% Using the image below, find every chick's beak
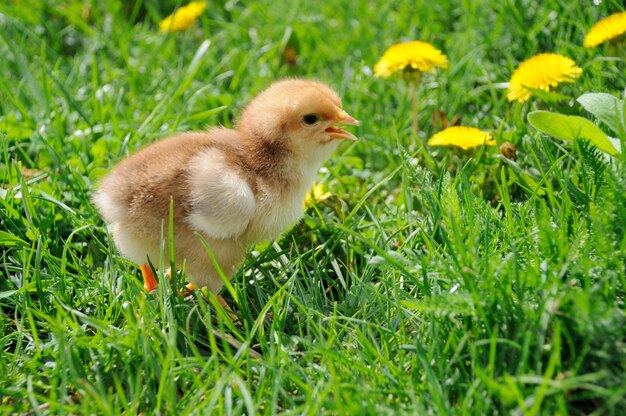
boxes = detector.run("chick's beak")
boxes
[325,111,360,141]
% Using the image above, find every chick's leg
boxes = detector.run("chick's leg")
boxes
[217,294,238,322]
[140,265,235,318]
[180,282,235,318]
[184,282,196,296]
[141,264,193,295]
[182,281,233,314]
[217,295,233,311]
[140,263,158,292]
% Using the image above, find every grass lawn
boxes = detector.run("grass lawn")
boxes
[1,0,625,414]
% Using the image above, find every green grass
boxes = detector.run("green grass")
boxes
[1,0,626,414]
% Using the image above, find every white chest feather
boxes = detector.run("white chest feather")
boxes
[243,155,323,244]
[185,148,323,246]
[243,180,309,244]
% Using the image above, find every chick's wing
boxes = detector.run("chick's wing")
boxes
[185,147,255,240]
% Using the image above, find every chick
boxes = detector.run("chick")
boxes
[94,79,359,295]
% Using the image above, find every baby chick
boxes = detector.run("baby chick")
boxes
[94,79,359,295]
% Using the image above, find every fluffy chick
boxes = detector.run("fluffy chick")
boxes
[94,79,359,294]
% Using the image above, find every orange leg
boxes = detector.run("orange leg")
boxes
[140,263,158,292]
[183,282,195,296]
[217,295,238,321]
[179,283,234,318]
[140,265,236,319]
[217,295,232,311]
[141,264,194,295]
[179,281,233,315]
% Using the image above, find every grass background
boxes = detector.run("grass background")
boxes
[1,0,625,414]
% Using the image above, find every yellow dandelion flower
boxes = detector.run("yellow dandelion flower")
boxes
[304,183,332,208]
[584,11,626,48]
[374,41,448,79]
[507,53,582,103]
[159,1,206,33]
[428,126,495,150]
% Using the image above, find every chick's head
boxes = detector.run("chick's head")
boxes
[237,79,359,163]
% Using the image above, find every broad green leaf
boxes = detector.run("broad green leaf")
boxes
[608,137,622,154]
[528,111,619,155]
[577,93,625,138]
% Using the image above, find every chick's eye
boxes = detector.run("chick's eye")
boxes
[302,114,319,125]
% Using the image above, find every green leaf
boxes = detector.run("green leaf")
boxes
[528,111,620,156]
[494,155,546,196]
[0,290,18,300]
[623,87,626,135]
[566,179,591,206]
[182,106,228,124]
[0,230,28,248]
[577,93,625,139]
[90,138,108,166]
